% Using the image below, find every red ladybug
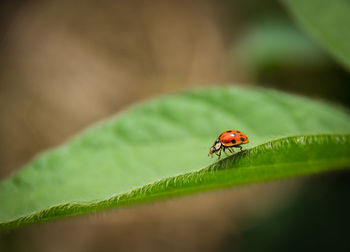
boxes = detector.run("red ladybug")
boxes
[208,130,249,159]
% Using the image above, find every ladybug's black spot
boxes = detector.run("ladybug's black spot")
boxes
[226,130,232,133]
[240,137,245,141]
[231,139,236,144]
[237,131,241,133]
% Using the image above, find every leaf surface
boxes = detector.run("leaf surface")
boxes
[1,87,350,230]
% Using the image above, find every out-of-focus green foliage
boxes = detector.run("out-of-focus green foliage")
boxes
[282,0,350,70]
[235,20,328,72]
[1,87,350,230]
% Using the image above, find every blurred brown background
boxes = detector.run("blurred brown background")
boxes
[0,0,349,251]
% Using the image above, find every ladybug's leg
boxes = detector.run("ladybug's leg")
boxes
[215,149,221,160]
[228,148,234,153]
[223,147,229,157]
[235,145,243,151]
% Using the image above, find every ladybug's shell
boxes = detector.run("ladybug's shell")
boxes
[219,130,249,147]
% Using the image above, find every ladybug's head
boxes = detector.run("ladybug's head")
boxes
[208,141,221,157]
[208,146,216,156]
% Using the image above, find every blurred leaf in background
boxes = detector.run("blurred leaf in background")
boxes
[283,0,350,70]
[235,19,328,71]
[232,16,350,106]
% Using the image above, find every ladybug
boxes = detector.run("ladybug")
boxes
[208,130,249,159]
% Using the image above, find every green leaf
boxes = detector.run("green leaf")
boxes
[1,87,350,230]
[235,19,328,71]
[282,0,350,70]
